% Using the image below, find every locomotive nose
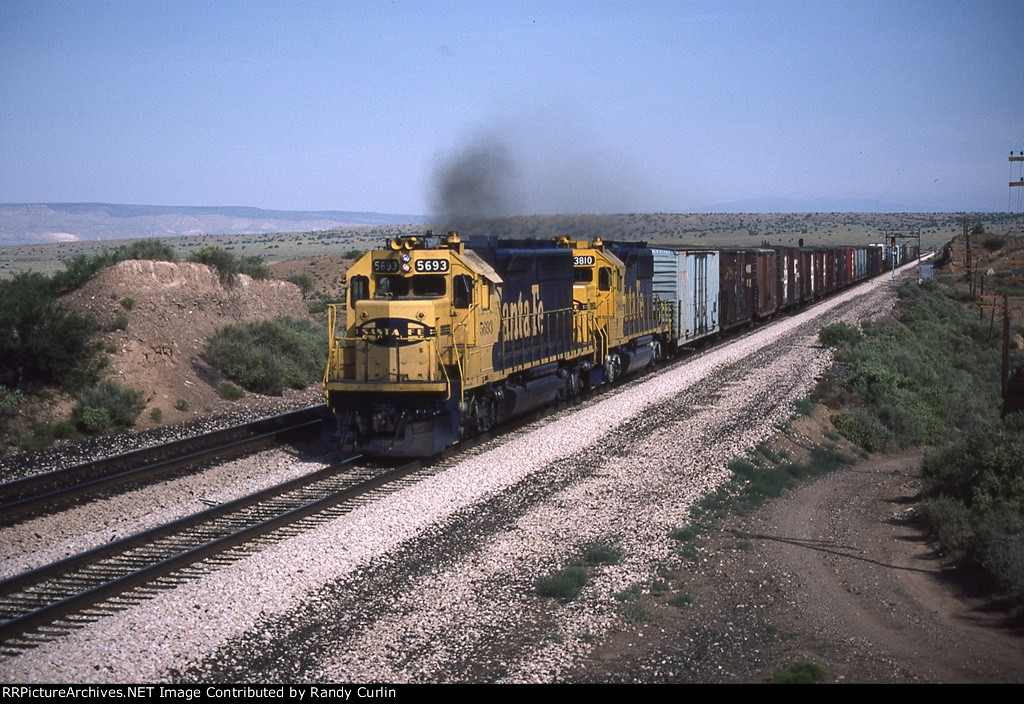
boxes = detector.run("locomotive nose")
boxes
[353,299,444,383]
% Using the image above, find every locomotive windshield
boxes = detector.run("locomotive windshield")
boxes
[376,274,446,297]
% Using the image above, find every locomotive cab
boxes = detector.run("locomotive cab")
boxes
[325,232,502,456]
[557,237,668,383]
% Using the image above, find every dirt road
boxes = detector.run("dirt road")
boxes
[571,450,1024,683]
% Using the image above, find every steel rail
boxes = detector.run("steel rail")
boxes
[0,405,327,522]
[0,454,427,645]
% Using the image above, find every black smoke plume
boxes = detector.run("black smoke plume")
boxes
[430,134,523,230]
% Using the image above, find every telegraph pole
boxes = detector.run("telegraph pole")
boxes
[1011,151,1024,213]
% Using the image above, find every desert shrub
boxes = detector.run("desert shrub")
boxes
[793,397,815,416]
[818,321,862,348]
[188,246,240,286]
[49,239,177,295]
[583,542,621,566]
[973,508,1024,604]
[918,495,974,557]
[174,399,190,411]
[306,290,334,315]
[150,407,163,423]
[982,236,1006,252]
[0,385,24,424]
[120,297,135,310]
[239,255,270,280]
[75,380,145,432]
[116,238,177,262]
[918,417,1024,607]
[285,272,315,297]
[771,661,827,684]
[205,316,325,395]
[77,406,113,434]
[50,251,121,294]
[535,567,589,602]
[217,381,245,401]
[0,272,101,392]
[110,314,129,331]
[830,409,892,452]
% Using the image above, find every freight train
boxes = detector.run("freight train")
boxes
[323,232,917,457]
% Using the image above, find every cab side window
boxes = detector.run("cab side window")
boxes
[350,276,369,306]
[598,267,612,291]
[453,274,473,309]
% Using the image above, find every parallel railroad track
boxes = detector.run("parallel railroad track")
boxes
[0,454,425,652]
[0,405,328,524]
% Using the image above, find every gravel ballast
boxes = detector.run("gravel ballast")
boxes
[1,270,908,683]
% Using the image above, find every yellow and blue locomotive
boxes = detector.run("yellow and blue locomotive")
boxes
[324,232,668,456]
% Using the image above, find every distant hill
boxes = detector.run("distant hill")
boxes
[0,203,429,246]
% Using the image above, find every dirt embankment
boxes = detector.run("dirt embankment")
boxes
[59,259,310,426]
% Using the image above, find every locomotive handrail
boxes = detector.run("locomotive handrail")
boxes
[431,337,453,401]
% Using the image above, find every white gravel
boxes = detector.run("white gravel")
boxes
[0,448,327,580]
[0,266,913,684]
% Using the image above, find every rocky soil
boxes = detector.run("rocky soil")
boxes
[56,259,309,429]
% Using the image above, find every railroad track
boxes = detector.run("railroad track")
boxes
[0,454,425,652]
[0,271,916,654]
[0,405,328,524]
[0,393,586,652]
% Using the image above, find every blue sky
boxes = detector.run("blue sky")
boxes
[1,0,1021,214]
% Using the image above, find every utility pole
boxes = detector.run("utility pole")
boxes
[1011,151,1024,213]
[963,215,974,296]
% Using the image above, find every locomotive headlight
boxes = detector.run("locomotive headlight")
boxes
[401,253,411,263]
[402,263,411,272]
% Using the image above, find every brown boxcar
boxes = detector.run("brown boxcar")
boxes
[754,248,778,318]
[719,248,756,330]
[775,245,802,309]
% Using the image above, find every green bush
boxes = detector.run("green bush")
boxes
[78,406,113,434]
[285,272,315,297]
[918,416,1024,608]
[75,380,146,432]
[771,661,826,684]
[50,251,121,294]
[120,297,135,310]
[205,316,325,396]
[0,272,101,392]
[174,399,190,411]
[116,238,177,262]
[831,409,892,452]
[583,542,621,566]
[217,381,245,401]
[49,239,177,295]
[0,385,24,424]
[535,567,589,602]
[150,407,163,423]
[818,321,862,347]
[188,246,240,286]
[239,255,270,280]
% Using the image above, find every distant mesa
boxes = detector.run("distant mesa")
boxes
[0,203,429,246]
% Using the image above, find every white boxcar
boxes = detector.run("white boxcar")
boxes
[652,248,720,348]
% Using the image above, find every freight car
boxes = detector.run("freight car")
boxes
[324,233,917,457]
